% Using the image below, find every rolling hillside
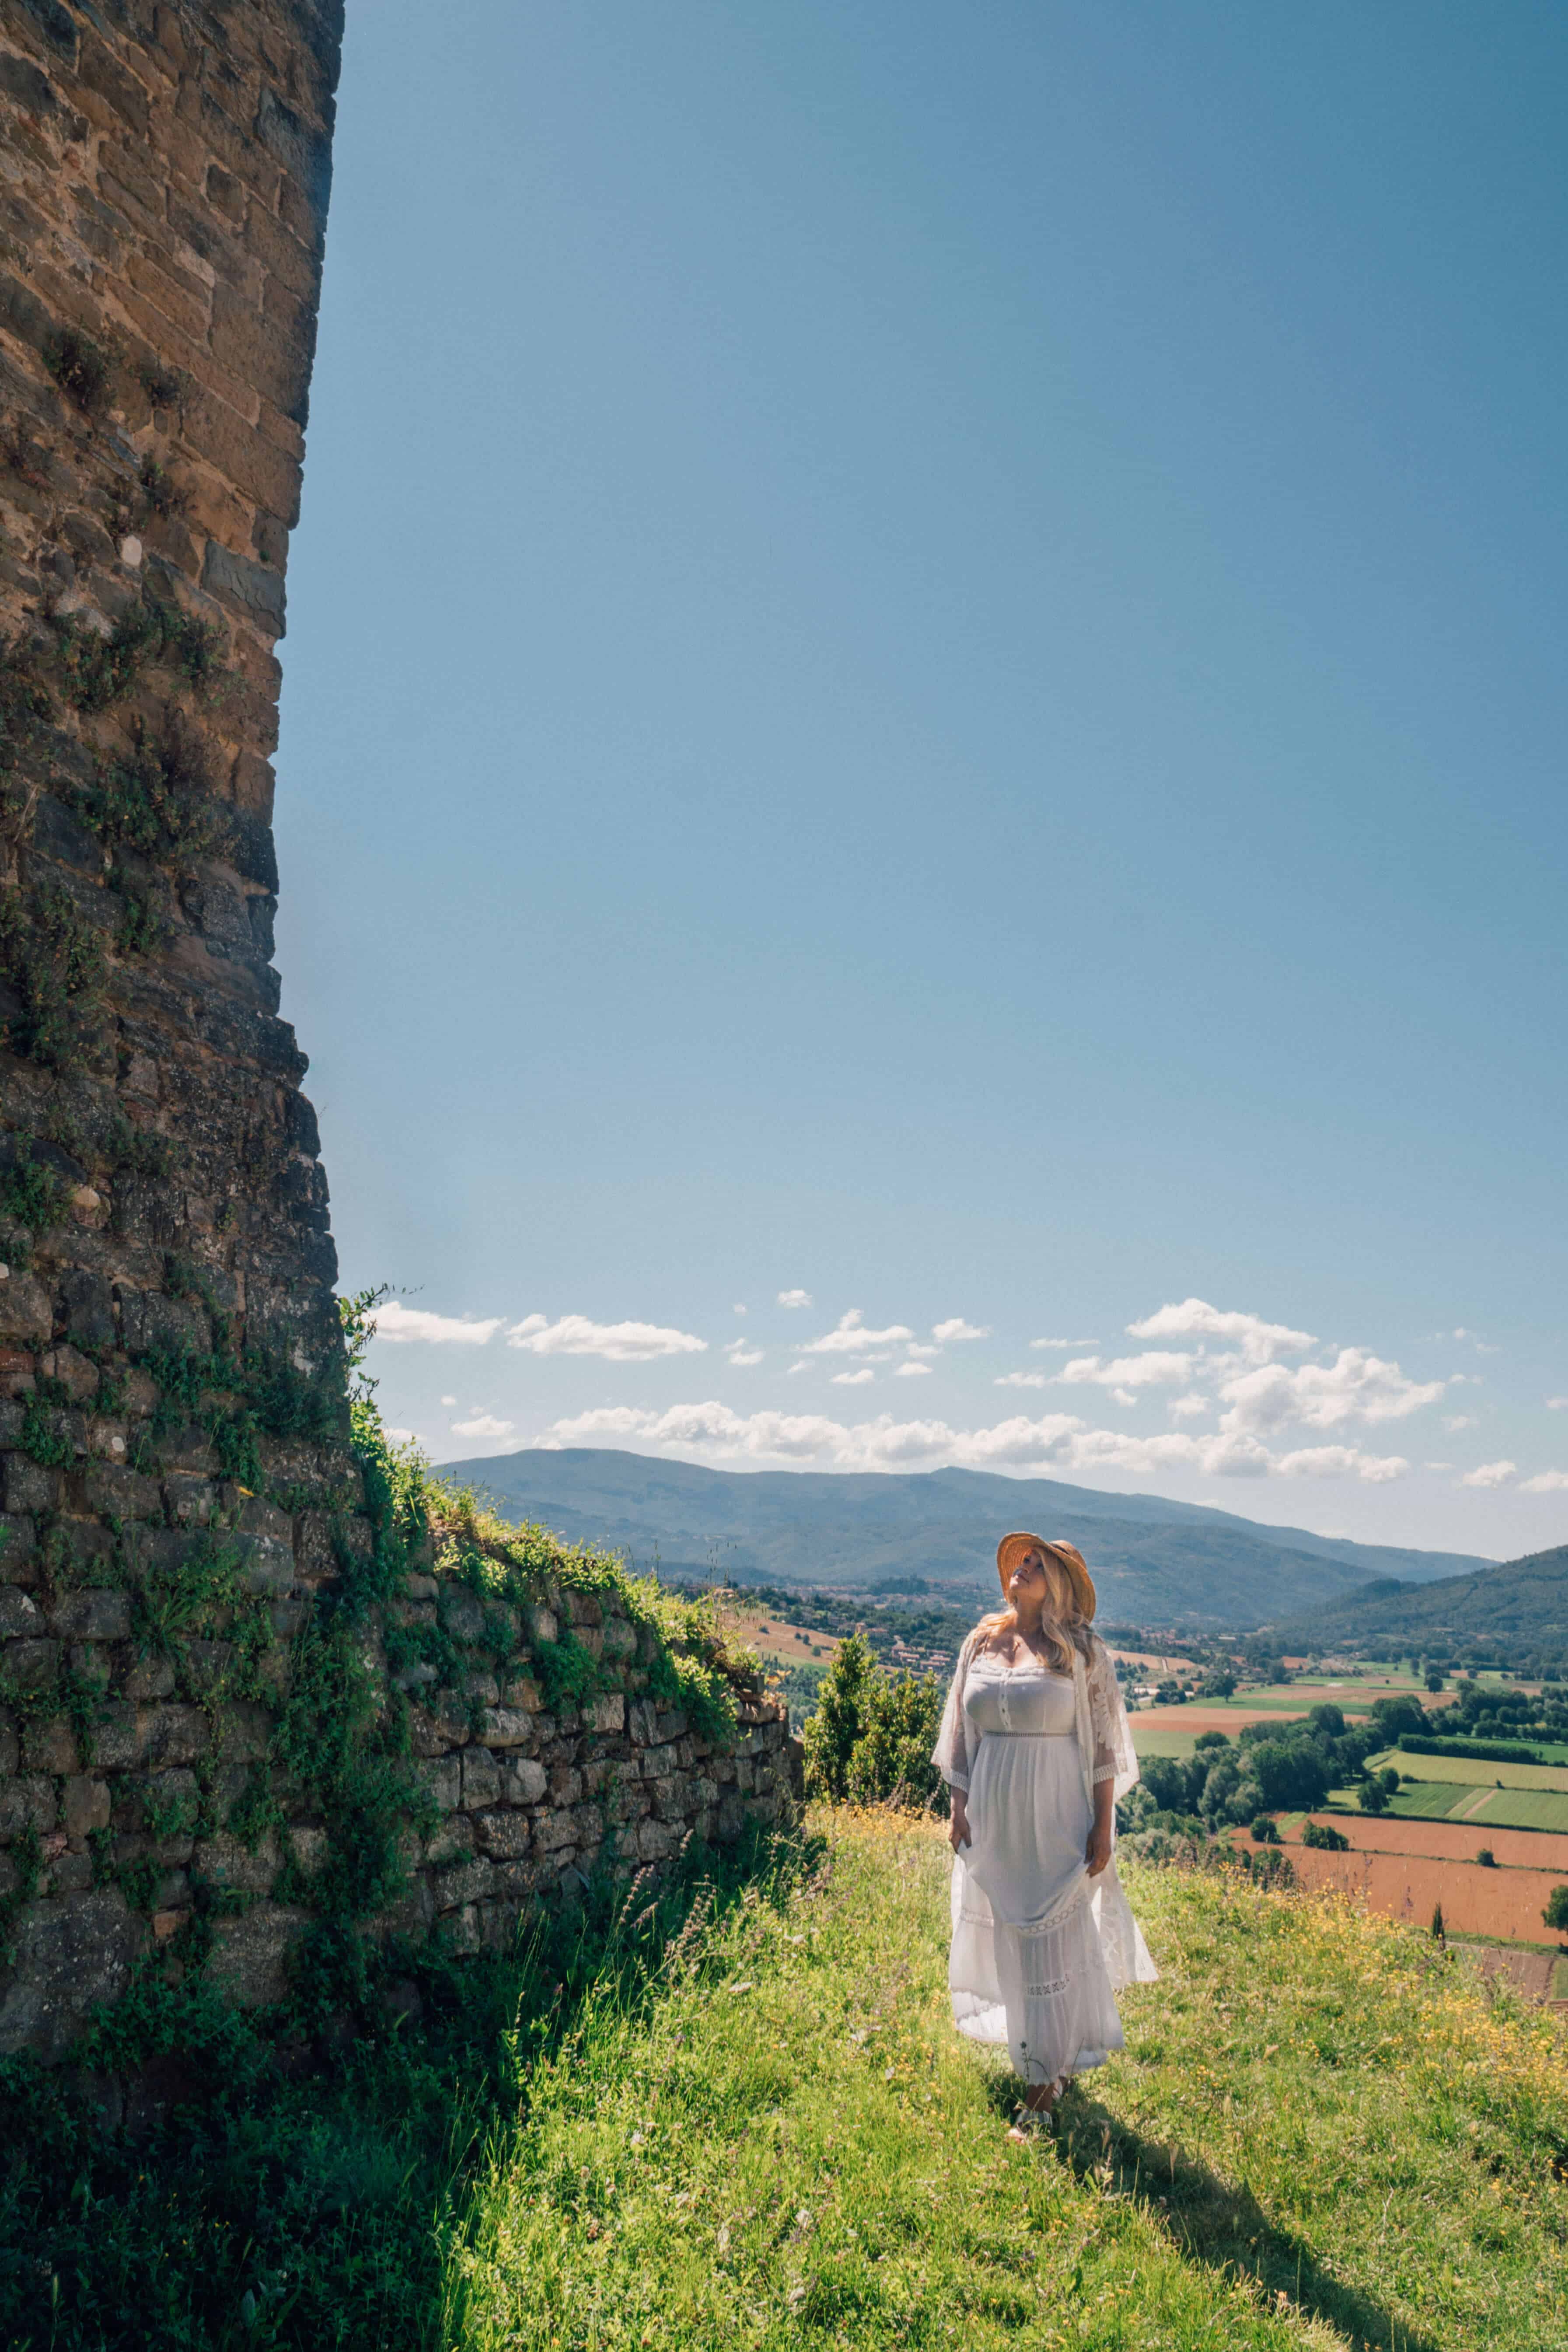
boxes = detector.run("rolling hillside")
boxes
[1278,1541,1568,1673]
[435,1450,1490,1629]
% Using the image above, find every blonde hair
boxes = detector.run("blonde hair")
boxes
[976,1545,1093,1674]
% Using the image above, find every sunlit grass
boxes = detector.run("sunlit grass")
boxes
[443,1812,1568,2352]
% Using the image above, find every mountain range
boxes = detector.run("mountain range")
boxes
[436,1448,1491,1630]
[1271,1541,1568,1674]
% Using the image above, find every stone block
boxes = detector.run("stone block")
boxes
[123,1656,176,1702]
[0,1272,51,1344]
[564,1590,602,1629]
[714,1794,747,1844]
[600,1615,637,1661]
[447,1903,481,1955]
[163,1472,215,1526]
[548,1766,583,1807]
[652,1782,690,1824]
[0,1776,56,1838]
[46,1588,130,1641]
[409,1697,470,1758]
[0,1709,15,1777]
[627,1698,659,1747]
[286,1824,325,1874]
[635,1818,678,1863]
[423,1813,474,1868]
[237,1531,296,1597]
[500,1672,542,1711]
[93,1704,142,1769]
[501,1755,548,1806]
[586,1692,625,1735]
[524,1603,558,1647]
[0,1517,35,1584]
[208,1905,311,2007]
[22,1715,80,1775]
[531,1808,576,1856]
[0,1890,144,2060]
[3,1636,58,1690]
[78,1463,161,1520]
[2,1456,62,1516]
[460,1747,499,1812]
[421,1756,461,1814]
[63,1776,111,1837]
[642,1743,676,1782]
[0,1589,42,1640]
[39,1344,100,1405]
[192,1832,278,1897]
[431,1856,496,1913]
[474,1809,530,1861]
[477,1706,533,1751]
[140,1704,210,1767]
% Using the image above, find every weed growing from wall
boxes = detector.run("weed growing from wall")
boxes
[42,326,109,412]
[50,591,226,716]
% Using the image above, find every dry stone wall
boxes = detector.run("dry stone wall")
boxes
[0,0,795,2062]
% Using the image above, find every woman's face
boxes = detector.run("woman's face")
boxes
[1008,1548,1050,1605]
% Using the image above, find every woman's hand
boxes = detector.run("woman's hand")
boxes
[948,1791,971,1853]
[1084,1821,1112,1877]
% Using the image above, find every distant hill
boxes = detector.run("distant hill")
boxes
[1276,1542,1568,1675]
[435,1449,1491,1631]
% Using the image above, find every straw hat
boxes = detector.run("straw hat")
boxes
[996,1531,1097,1620]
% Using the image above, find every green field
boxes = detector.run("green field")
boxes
[1384,1780,1474,1820]
[1371,1747,1568,1793]
[1469,1786,1568,1835]
[1129,1725,1202,1760]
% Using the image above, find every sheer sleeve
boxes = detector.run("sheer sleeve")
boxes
[932,1632,979,1793]
[1086,1636,1139,1796]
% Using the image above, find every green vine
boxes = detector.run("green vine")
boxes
[49,589,226,715]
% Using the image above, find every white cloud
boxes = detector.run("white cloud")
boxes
[786,1361,809,1377]
[894,1361,932,1378]
[733,1303,747,1316]
[1058,1351,1197,1391]
[1127,1298,1314,1365]
[995,1371,1048,1389]
[1424,1461,1454,1472]
[1444,1415,1477,1433]
[451,1412,515,1440]
[1459,1460,1516,1489]
[932,1318,990,1344]
[370,1302,503,1346]
[1274,1445,1410,1483]
[831,1368,876,1387]
[385,1426,418,1445]
[507,1314,706,1363]
[777,1289,813,1309]
[440,1394,457,1407]
[528,1402,1411,1484]
[725,1342,764,1367]
[904,1342,941,1359]
[1548,1398,1568,1412]
[799,1309,915,1356]
[1029,1336,1099,1350]
[1522,1470,1568,1492]
[1168,1394,1210,1420]
[1218,1349,1445,1436]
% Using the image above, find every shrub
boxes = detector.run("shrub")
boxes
[800,1633,944,1812]
[1250,1814,1280,1844]
[1301,1820,1350,1851]
[1477,1848,1497,1869]
[1544,1884,1568,1934]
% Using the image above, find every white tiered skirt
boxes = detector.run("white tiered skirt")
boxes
[950,1733,1156,2090]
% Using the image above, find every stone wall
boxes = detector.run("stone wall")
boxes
[0,0,796,2061]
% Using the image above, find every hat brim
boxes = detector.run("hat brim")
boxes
[995,1531,1097,1621]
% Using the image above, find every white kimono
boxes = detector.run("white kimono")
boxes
[932,1628,1157,2091]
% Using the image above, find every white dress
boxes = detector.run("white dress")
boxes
[932,1629,1157,2091]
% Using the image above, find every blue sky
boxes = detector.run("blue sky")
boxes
[276,1,1568,1559]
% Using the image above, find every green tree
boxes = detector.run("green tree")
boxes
[1543,1885,1568,1935]
[800,1633,946,1812]
[800,1632,879,1800]
[1358,1773,1391,1815]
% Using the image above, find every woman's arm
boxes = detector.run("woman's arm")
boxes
[1085,1777,1113,1875]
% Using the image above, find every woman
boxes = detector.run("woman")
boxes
[932,1533,1156,2119]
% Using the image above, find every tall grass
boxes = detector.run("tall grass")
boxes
[445,1813,1568,2351]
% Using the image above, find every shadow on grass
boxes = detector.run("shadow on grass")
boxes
[0,1820,821,2352]
[1023,2082,1442,2352]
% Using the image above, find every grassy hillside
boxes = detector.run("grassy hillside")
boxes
[447,1815,1568,2352]
[8,1816,1564,2347]
[442,1450,1488,1629]
[1281,1543,1568,1676]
